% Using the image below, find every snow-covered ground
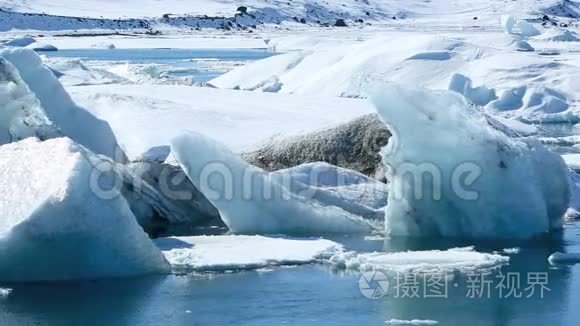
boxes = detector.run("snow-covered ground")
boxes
[67,84,375,159]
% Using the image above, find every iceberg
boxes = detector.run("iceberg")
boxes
[171,132,376,235]
[0,57,60,144]
[0,47,125,160]
[369,84,569,239]
[0,137,169,282]
[156,235,343,272]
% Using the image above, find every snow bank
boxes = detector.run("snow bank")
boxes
[2,37,36,47]
[0,137,169,282]
[533,28,580,42]
[0,48,125,160]
[369,85,569,239]
[212,34,580,123]
[0,57,60,145]
[156,235,343,272]
[67,84,374,160]
[329,247,509,274]
[171,132,375,235]
[548,252,580,264]
[385,319,439,325]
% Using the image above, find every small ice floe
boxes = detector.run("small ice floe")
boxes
[548,252,580,265]
[329,247,509,274]
[502,247,521,255]
[385,319,438,325]
[364,234,387,241]
[156,235,344,272]
[0,288,13,298]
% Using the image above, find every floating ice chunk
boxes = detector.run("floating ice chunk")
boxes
[329,247,509,274]
[502,247,521,254]
[385,319,439,325]
[0,57,60,144]
[369,84,569,239]
[0,48,125,160]
[0,287,12,298]
[548,252,580,264]
[0,137,169,282]
[156,235,343,272]
[171,132,375,235]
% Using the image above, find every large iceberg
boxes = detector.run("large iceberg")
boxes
[0,137,169,282]
[171,132,376,235]
[0,48,125,161]
[369,84,569,239]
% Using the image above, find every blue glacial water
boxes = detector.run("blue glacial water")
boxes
[43,48,275,82]
[1,222,580,326]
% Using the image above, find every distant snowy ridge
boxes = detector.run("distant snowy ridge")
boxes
[1,0,577,32]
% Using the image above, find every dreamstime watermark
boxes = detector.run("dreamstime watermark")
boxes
[86,156,485,204]
[83,122,485,205]
[358,271,551,300]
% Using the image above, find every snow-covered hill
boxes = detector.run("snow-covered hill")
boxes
[0,0,578,32]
